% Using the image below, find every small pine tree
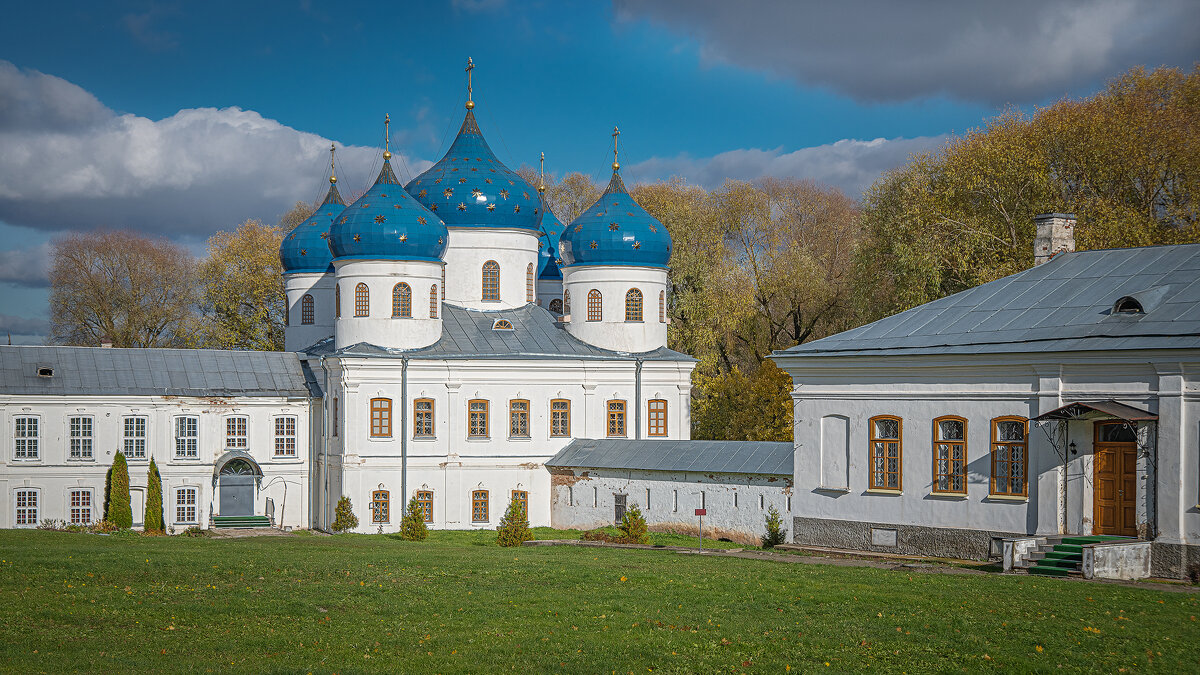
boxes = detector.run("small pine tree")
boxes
[761,505,787,548]
[144,458,165,533]
[331,496,359,533]
[105,453,132,529]
[496,498,532,547]
[619,503,650,544]
[400,497,428,541]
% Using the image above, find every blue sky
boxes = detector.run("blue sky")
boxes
[1,0,1197,343]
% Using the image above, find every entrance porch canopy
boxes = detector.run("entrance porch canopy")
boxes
[1032,399,1158,423]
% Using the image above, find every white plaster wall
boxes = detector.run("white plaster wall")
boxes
[0,395,312,531]
[285,272,335,352]
[537,278,563,310]
[775,349,1200,548]
[442,228,540,310]
[548,468,792,544]
[562,265,669,353]
[333,259,443,350]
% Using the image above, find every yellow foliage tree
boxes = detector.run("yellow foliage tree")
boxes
[192,219,287,351]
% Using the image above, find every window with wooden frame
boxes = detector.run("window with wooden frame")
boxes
[413,398,434,437]
[69,416,93,460]
[302,294,315,324]
[416,490,434,523]
[392,282,412,318]
[625,288,643,322]
[511,489,528,516]
[370,398,392,438]
[174,416,198,459]
[648,399,667,436]
[482,260,500,301]
[14,489,38,526]
[587,289,602,321]
[429,285,438,318]
[932,416,967,493]
[868,415,902,490]
[468,399,489,438]
[371,490,389,523]
[225,416,248,450]
[526,263,534,302]
[441,266,446,300]
[990,416,1028,497]
[509,399,529,438]
[123,416,147,460]
[274,416,297,457]
[335,285,341,318]
[471,489,489,522]
[354,282,369,316]
[550,399,571,437]
[607,400,627,437]
[175,487,197,524]
[659,290,665,323]
[563,289,571,315]
[69,488,93,525]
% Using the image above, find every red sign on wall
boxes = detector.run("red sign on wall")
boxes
[695,508,706,516]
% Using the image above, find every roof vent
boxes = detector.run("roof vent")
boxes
[36,366,53,378]
[492,319,514,330]
[1113,296,1144,314]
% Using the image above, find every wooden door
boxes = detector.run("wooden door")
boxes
[1093,422,1138,537]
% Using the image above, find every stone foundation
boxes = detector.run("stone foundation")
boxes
[1150,542,1200,580]
[792,516,1022,560]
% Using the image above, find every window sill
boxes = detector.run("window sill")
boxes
[413,436,437,442]
[985,494,1029,502]
[928,492,968,500]
[508,435,531,441]
[173,457,201,461]
[391,316,412,320]
[270,456,303,462]
[368,436,394,442]
[625,320,644,324]
[815,486,850,494]
[865,488,903,495]
[67,457,96,462]
[550,434,571,439]
[466,436,490,441]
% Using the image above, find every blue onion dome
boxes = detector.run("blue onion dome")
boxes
[404,110,541,230]
[538,207,565,279]
[559,170,671,269]
[280,179,345,274]
[328,158,448,262]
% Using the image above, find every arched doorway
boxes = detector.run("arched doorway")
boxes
[214,454,262,517]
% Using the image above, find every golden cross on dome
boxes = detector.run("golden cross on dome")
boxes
[612,126,620,172]
[329,143,337,184]
[465,57,475,110]
[383,114,391,160]
[538,151,546,194]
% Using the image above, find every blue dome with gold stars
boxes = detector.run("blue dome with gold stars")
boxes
[559,170,670,269]
[280,180,345,274]
[329,159,448,262]
[538,208,565,279]
[404,110,541,230]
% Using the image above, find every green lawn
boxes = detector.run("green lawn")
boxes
[0,530,1196,673]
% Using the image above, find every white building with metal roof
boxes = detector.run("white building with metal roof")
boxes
[771,215,1200,579]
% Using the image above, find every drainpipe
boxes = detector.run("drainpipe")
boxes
[320,355,331,531]
[401,356,409,518]
[634,358,643,440]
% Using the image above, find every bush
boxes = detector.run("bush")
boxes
[145,458,165,533]
[761,505,787,548]
[496,498,532,548]
[331,496,359,533]
[90,520,120,534]
[619,504,650,545]
[105,453,132,529]
[399,497,428,541]
[182,526,207,538]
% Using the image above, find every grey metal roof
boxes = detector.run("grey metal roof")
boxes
[305,303,696,362]
[545,439,793,476]
[775,243,1200,358]
[0,346,316,398]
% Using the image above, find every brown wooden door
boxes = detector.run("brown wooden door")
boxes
[1093,422,1138,537]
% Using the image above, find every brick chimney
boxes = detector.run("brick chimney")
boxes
[1033,213,1076,266]
[99,336,113,348]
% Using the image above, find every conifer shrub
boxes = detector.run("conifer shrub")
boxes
[145,458,165,533]
[761,505,787,548]
[496,498,532,547]
[399,497,428,541]
[331,496,359,532]
[105,453,133,529]
[618,503,650,545]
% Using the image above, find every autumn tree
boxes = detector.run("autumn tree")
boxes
[49,230,197,347]
[190,219,287,351]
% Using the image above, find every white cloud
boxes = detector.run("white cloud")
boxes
[0,313,48,338]
[0,242,51,288]
[615,0,1200,104]
[627,135,946,196]
[0,60,430,237]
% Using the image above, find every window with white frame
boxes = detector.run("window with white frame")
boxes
[69,416,93,460]
[176,487,198,524]
[69,489,93,525]
[175,416,198,459]
[15,489,39,526]
[274,416,297,457]
[122,416,147,460]
[226,416,248,450]
[14,416,39,460]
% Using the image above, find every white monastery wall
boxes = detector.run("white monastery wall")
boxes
[284,272,335,352]
[333,259,443,350]
[563,265,668,353]
[442,228,540,310]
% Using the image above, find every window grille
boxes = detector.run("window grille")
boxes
[417,490,434,523]
[550,399,571,437]
[607,400,627,437]
[625,288,643,321]
[355,282,369,316]
[526,263,534,302]
[587,290,602,321]
[468,400,489,438]
[868,416,902,490]
[933,416,967,493]
[471,490,489,522]
[991,417,1028,496]
[371,490,390,523]
[302,294,314,324]
[430,285,439,318]
[482,260,500,301]
[414,399,434,437]
[393,283,412,317]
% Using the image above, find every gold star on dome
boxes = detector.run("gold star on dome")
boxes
[471,167,478,172]
[451,168,459,172]
[418,189,427,198]
[633,242,641,249]
[438,237,444,244]
[489,168,497,173]
[534,208,539,215]
[574,224,582,232]
[374,215,386,223]
[458,177,468,184]
[487,204,496,212]
[288,232,296,240]
[339,216,348,224]
[443,188,454,198]
[458,202,467,211]
[500,189,509,200]
[627,212,634,216]
[434,178,442,184]
[522,192,529,200]
[430,204,439,212]
[471,188,482,197]
[400,234,408,242]
[300,248,307,255]
[508,180,515,185]
[485,178,493,184]
[648,224,657,233]
[394,204,401,209]
[320,232,329,239]
[513,205,520,214]
[362,203,370,208]
[590,241,598,249]
[353,234,361,242]
[381,193,388,197]
[417,216,427,225]
[609,223,619,231]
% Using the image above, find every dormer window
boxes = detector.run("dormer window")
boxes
[492,319,514,331]
[36,367,53,378]
[1113,296,1144,314]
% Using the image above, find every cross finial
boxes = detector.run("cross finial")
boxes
[538,151,546,194]
[383,114,391,160]
[329,143,337,184]
[612,126,620,172]
[465,57,475,110]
